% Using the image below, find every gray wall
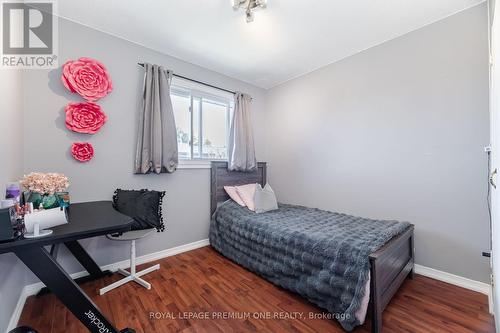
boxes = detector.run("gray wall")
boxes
[22,18,267,281]
[0,69,28,331]
[264,4,491,282]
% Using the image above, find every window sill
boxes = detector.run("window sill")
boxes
[177,160,226,169]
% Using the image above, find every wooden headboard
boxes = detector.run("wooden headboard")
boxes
[210,161,267,215]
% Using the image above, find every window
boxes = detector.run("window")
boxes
[171,83,233,161]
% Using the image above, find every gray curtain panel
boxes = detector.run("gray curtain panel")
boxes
[134,63,178,174]
[228,92,257,171]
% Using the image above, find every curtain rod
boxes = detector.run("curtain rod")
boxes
[138,63,236,95]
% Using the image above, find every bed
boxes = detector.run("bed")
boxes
[209,161,414,333]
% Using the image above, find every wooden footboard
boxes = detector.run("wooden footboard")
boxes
[369,226,414,333]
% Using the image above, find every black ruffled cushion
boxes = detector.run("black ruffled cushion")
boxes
[112,189,165,232]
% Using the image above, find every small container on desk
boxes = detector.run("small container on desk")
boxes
[23,207,68,238]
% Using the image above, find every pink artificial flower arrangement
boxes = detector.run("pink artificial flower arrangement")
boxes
[62,57,113,102]
[71,142,94,162]
[20,172,70,195]
[65,102,107,134]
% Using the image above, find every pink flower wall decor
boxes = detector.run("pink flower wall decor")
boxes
[71,142,94,162]
[65,102,107,134]
[62,57,113,102]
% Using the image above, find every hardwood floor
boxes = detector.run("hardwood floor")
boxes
[19,246,494,333]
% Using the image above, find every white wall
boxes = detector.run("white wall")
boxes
[488,0,500,327]
[21,17,267,282]
[264,4,491,283]
[0,69,27,331]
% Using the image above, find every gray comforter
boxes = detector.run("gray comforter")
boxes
[209,200,411,331]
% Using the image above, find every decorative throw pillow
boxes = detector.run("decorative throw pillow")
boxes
[224,186,246,207]
[235,183,257,211]
[254,183,279,213]
[112,189,165,232]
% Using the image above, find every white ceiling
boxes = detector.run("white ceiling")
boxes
[57,0,485,89]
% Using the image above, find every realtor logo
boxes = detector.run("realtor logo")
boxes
[1,0,58,68]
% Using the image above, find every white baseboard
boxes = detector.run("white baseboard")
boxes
[6,238,210,332]
[7,286,31,333]
[7,243,492,331]
[414,264,493,314]
[414,264,491,295]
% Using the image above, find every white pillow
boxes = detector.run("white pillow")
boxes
[254,183,278,213]
[224,186,246,207]
[235,183,257,211]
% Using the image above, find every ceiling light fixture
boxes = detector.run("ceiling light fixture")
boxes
[232,0,267,23]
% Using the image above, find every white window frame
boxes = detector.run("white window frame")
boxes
[170,80,233,169]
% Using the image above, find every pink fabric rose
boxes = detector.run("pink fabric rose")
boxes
[62,57,113,102]
[65,102,107,134]
[71,142,94,162]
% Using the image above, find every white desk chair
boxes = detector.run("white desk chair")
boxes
[100,229,160,295]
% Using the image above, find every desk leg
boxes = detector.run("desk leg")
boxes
[38,240,112,296]
[49,244,60,257]
[16,246,135,333]
[65,240,105,278]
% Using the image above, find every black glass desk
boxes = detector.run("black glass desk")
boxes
[0,201,135,333]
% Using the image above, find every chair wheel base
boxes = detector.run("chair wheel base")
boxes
[99,264,160,295]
